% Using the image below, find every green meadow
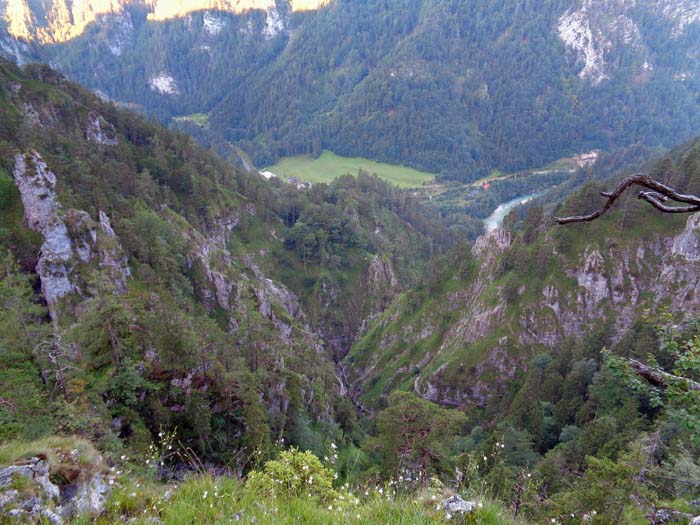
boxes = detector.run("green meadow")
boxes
[267,151,436,188]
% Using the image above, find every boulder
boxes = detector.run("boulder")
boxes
[0,457,60,501]
[442,494,476,514]
[0,455,112,523]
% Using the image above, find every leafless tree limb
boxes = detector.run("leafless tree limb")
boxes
[555,174,700,224]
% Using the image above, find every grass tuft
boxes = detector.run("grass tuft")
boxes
[0,435,102,482]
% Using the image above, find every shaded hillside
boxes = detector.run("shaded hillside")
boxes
[0,57,453,464]
[346,138,700,415]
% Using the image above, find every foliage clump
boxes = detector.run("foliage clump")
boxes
[246,448,338,502]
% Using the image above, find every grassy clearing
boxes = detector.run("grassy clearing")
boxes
[266,151,436,188]
[173,113,210,127]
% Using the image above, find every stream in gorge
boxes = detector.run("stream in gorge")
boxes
[483,191,547,232]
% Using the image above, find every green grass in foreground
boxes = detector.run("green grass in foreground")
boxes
[2,440,524,524]
[85,475,522,525]
[266,151,436,188]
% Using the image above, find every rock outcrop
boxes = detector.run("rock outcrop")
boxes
[12,150,130,321]
[86,112,118,146]
[14,151,76,320]
[0,456,112,523]
[442,494,476,515]
[348,214,700,410]
[0,0,327,44]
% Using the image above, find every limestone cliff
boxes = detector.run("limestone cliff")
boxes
[346,206,700,411]
[1,0,327,44]
[12,150,130,322]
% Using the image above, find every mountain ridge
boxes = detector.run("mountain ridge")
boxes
[2,0,327,44]
[3,0,700,181]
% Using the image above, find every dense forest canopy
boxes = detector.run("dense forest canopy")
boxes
[2,0,700,180]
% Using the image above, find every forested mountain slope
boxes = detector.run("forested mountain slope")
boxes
[3,56,700,522]
[0,57,453,465]
[331,139,700,522]
[2,0,700,180]
[346,138,700,415]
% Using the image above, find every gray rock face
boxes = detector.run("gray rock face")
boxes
[12,151,131,321]
[60,472,110,517]
[508,214,700,353]
[672,213,700,261]
[367,253,398,292]
[359,254,399,333]
[353,215,700,410]
[0,458,60,502]
[178,208,307,355]
[37,218,76,308]
[0,456,112,522]
[442,494,476,514]
[97,210,131,294]
[183,213,240,311]
[14,151,76,320]
[13,151,59,232]
[0,32,31,64]
[252,266,302,320]
[86,111,118,146]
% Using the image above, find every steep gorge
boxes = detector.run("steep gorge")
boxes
[0,58,441,466]
[346,144,700,415]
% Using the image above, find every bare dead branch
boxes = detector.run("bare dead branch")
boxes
[627,358,700,392]
[555,174,700,224]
